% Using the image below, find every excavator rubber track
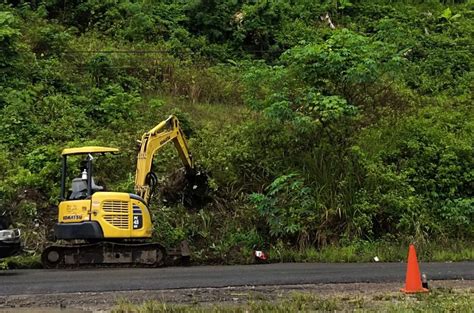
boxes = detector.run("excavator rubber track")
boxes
[41,242,167,269]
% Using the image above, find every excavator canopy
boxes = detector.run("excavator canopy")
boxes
[61,146,119,156]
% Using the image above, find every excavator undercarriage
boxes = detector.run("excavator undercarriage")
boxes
[42,240,190,269]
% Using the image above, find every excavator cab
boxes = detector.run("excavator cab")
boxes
[60,147,117,201]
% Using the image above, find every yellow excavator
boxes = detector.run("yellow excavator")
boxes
[41,115,202,268]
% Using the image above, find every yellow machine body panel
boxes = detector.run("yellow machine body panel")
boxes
[57,192,153,239]
[62,146,119,156]
[58,200,91,223]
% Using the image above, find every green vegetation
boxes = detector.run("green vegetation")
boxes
[0,253,41,269]
[268,240,474,264]
[112,288,474,312]
[0,1,472,264]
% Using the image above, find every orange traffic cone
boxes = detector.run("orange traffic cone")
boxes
[401,244,429,293]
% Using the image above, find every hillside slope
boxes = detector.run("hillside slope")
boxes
[0,0,472,264]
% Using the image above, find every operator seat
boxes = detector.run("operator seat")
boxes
[69,177,104,200]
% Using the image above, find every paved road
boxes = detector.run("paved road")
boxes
[0,262,472,296]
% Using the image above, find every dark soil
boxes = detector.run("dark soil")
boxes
[158,168,210,210]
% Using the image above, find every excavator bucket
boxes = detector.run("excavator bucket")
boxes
[160,167,211,209]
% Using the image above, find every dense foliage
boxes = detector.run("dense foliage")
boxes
[0,0,472,262]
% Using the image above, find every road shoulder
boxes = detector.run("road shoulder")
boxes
[0,280,472,312]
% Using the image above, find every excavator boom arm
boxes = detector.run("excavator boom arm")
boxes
[134,115,193,203]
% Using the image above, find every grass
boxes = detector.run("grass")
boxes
[112,288,474,312]
[190,239,474,265]
[2,240,471,269]
[0,254,42,269]
[267,240,474,263]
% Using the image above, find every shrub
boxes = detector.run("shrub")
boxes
[251,174,322,248]
[354,105,473,240]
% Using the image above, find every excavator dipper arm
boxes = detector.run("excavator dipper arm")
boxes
[134,115,194,203]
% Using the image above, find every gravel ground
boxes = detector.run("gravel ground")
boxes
[0,280,472,312]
